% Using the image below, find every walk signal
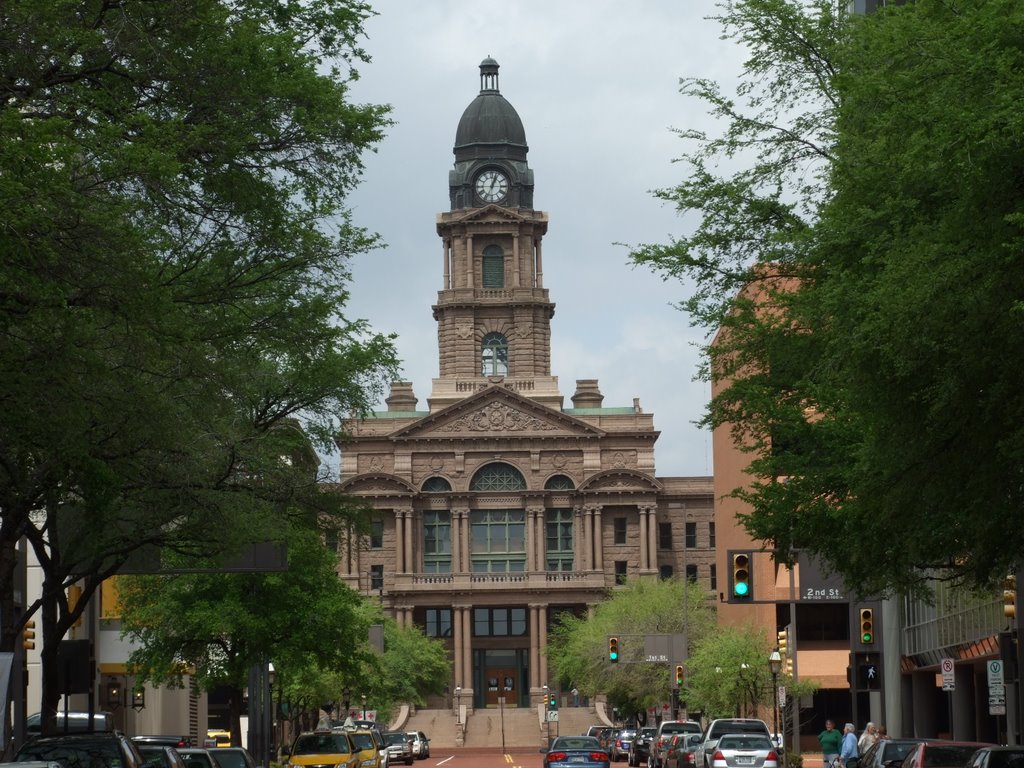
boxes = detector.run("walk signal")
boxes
[23,620,36,650]
[608,636,620,663]
[859,608,874,644]
[731,552,752,599]
[1004,575,1017,619]
[675,665,685,687]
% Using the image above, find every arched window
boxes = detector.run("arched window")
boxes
[482,245,504,288]
[544,475,575,490]
[470,462,525,491]
[481,332,508,377]
[422,476,452,493]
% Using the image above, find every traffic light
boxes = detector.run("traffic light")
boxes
[731,552,752,599]
[549,692,557,710]
[1004,575,1017,619]
[859,608,874,644]
[777,627,789,657]
[675,665,685,687]
[785,655,793,677]
[609,636,619,663]
[23,620,36,650]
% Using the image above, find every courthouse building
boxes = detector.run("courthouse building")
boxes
[335,58,714,713]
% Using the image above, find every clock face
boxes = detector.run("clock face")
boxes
[475,169,509,203]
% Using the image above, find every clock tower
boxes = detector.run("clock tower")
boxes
[429,57,560,411]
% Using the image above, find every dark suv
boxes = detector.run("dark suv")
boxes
[629,727,657,767]
[18,732,146,768]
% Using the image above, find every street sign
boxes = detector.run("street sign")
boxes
[547,711,559,721]
[988,660,1005,686]
[941,658,955,691]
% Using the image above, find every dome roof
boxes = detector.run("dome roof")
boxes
[454,58,527,150]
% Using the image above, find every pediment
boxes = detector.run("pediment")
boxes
[389,385,604,441]
[338,472,416,497]
[452,204,529,225]
[579,468,663,494]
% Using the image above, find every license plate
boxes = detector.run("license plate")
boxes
[570,757,587,763]
[734,758,755,765]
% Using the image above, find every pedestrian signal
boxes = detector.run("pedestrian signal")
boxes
[608,636,619,663]
[675,665,685,687]
[859,608,874,644]
[731,552,752,599]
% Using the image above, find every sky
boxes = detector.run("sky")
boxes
[342,1,748,479]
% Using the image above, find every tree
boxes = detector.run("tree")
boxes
[0,0,399,729]
[630,0,1024,596]
[546,578,714,720]
[119,527,372,744]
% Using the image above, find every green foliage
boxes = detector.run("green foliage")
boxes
[547,578,714,716]
[0,0,399,720]
[630,0,1024,597]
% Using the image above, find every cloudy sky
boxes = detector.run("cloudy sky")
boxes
[342,1,747,478]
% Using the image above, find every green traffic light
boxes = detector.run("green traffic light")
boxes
[862,632,873,643]
[734,581,749,597]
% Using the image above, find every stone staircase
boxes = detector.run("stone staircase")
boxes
[403,705,602,750]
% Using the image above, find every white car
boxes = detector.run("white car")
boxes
[406,732,430,760]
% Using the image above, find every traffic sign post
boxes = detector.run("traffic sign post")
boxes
[941,658,955,692]
[988,660,1006,715]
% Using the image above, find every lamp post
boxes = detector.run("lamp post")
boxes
[768,650,782,750]
[361,694,367,721]
[343,688,351,719]
[454,686,462,724]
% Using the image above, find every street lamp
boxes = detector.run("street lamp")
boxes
[454,686,462,724]
[361,694,367,721]
[343,688,351,719]
[768,650,782,750]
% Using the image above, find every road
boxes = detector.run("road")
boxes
[421,747,543,768]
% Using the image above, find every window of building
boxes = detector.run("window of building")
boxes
[544,474,575,490]
[686,564,698,583]
[709,521,716,548]
[470,509,526,572]
[422,476,452,492]
[546,508,574,571]
[710,563,717,590]
[423,510,451,573]
[473,607,527,636]
[370,564,383,590]
[370,519,384,549]
[482,245,505,288]
[614,517,627,545]
[425,608,452,637]
[658,522,672,550]
[659,564,674,581]
[481,332,509,377]
[685,521,697,549]
[614,560,628,585]
[470,462,525,491]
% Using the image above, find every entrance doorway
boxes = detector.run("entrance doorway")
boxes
[473,648,528,707]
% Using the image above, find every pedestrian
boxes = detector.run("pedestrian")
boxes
[840,723,859,767]
[571,686,580,707]
[818,720,842,768]
[857,723,878,754]
[876,725,888,740]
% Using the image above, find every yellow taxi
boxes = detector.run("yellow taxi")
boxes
[345,729,385,768]
[287,730,359,768]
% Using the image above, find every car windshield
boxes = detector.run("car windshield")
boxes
[348,733,376,752]
[987,753,1024,768]
[718,736,772,751]
[923,747,982,767]
[385,734,407,745]
[19,739,122,768]
[292,735,351,755]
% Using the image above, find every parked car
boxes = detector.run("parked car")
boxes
[611,729,639,763]
[406,732,430,760]
[965,746,1024,768]
[25,712,113,736]
[629,727,658,767]
[205,732,231,749]
[286,731,358,768]
[900,741,993,768]
[177,748,220,768]
[542,735,610,768]
[382,731,414,766]
[588,727,616,752]
[704,733,778,768]
[860,739,926,768]
[208,747,257,768]
[16,732,146,768]
[133,736,193,749]
[136,745,188,768]
[665,734,703,768]
[651,721,702,768]
[693,720,772,768]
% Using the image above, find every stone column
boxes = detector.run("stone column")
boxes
[394,510,405,573]
[529,604,541,690]
[466,236,474,289]
[453,604,465,691]
[639,507,649,570]
[539,604,549,686]
[648,509,658,569]
[403,508,414,574]
[593,505,604,570]
[583,506,594,570]
[452,508,467,573]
